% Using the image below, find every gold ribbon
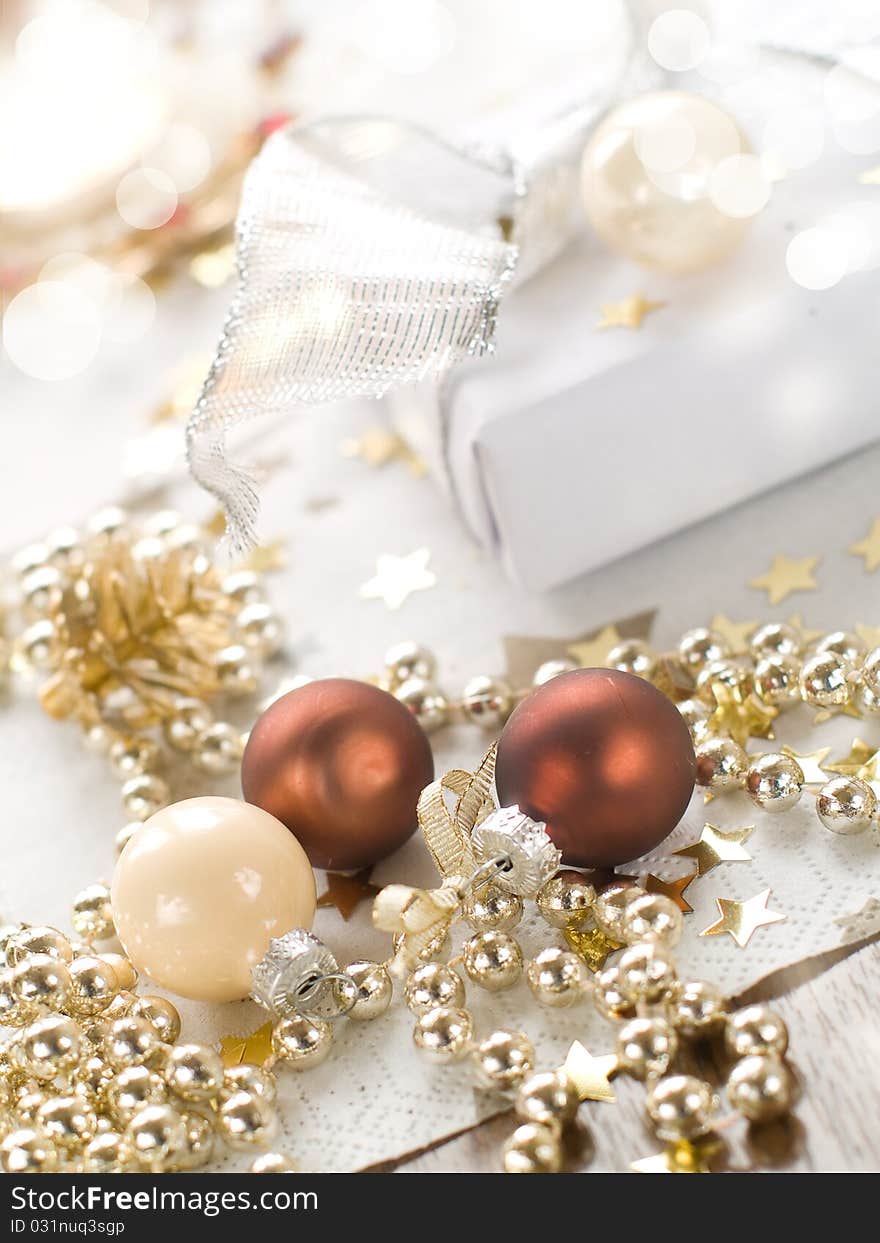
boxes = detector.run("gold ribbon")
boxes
[373,745,497,975]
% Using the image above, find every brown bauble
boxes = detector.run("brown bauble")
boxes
[495,668,696,868]
[241,678,434,870]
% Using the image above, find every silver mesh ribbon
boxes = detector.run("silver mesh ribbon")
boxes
[186,118,520,550]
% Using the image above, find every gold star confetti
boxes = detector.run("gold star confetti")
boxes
[562,1041,618,1103]
[700,888,786,948]
[360,547,437,610]
[709,614,757,654]
[856,623,880,649]
[567,624,623,668]
[644,872,696,914]
[564,925,621,973]
[245,538,287,574]
[219,1022,273,1068]
[825,738,877,777]
[597,294,665,330]
[341,427,426,476]
[631,1138,722,1173]
[317,869,380,920]
[748,554,820,605]
[707,682,777,748]
[849,518,880,572]
[673,823,754,877]
[858,166,880,185]
[788,614,822,644]
[781,746,831,787]
[649,654,696,703]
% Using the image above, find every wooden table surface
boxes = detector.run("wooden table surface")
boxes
[381,936,880,1173]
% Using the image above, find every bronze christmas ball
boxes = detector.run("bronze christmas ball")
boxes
[242,678,434,870]
[495,668,696,868]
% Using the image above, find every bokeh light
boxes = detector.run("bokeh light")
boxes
[116,167,178,229]
[785,227,849,291]
[145,122,213,194]
[823,202,880,273]
[634,115,697,173]
[762,110,825,177]
[350,0,456,75]
[647,9,711,73]
[708,154,771,218]
[3,282,102,381]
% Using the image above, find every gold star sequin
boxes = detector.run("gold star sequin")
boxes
[567,624,623,669]
[673,823,754,877]
[849,518,880,572]
[219,1022,273,1068]
[707,682,777,748]
[780,746,831,788]
[597,294,665,330]
[341,427,426,476]
[825,738,877,777]
[700,888,786,948]
[749,555,820,605]
[788,614,822,644]
[360,547,437,610]
[564,925,621,973]
[644,872,696,914]
[710,614,757,654]
[317,869,380,921]
[631,1138,722,1173]
[562,1041,618,1103]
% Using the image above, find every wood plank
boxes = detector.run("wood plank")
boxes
[391,938,880,1173]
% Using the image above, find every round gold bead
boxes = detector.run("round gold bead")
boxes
[129,995,181,1044]
[193,722,245,774]
[98,953,137,992]
[271,1015,333,1069]
[126,1103,187,1169]
[646,1074,716,1141]
[532,658,577,687]
[82,1130,132,1173]
[121,774,170,821]
[502,1122,562,1174]
[678,697,711,742]
[536,871,596,929]
[86,505,128,539]
[21,565,64,615]
[816,630,865,665]
[66,956,119,1017]
[222,1064,277,1104]
[0,970,35,1027]
[607,638,655,679]
[616,1016,677,1080]
[746,752,804,812]
[334,960,393,1021]
[404,963,465,1015]
[14,1088,47,1124]
[103,1065,166,1125]
[21,618,59,669]
[695,656,753,695]
[109,736,160,779]
[174,1110,216,1171]
[222,569,263,605]
[695,735,748,791]
[103,1016,159,1069]
[799,651,852,708]
[6,925,72,966]
[463,884,524,932]
[72,882,115,941]
[218,1090,279,1151]
[413,1006,473,1063]
[725,1005,788,1059]
[165,1043,225,1103]
[18,1014,81,1079]
[75,1054,112,1101]
[384,641,437,687]
[214,643,258,696]
[515,1070,580,1129]
[236,601,284,656]
[526,947,586,1009]
[472,1029,535,1091]
[671,979,727,1037]
[592,965,635,1022]
[753,654,801,708]
[393,678,450,734]
[460,675,513,729]
[593,882,643,939]
[162,698,213,753]
[11,953,71,1011]
[620,893,683,947]
[750,622,802,659]
[0,1127,59,1174]
[617,942,676,1003]
[678,628,730,672]
[816,776,876,835]
[461,930,523,992]
[862,647,880,696]
[251,1151,298,1173]
[36,1095,96,1153]
[727,1054,793,1122]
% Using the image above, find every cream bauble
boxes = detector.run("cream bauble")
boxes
[112,797,316,1003]
[581,91,754,274]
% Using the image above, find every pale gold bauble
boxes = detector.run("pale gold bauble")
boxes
[581,91,753,275]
